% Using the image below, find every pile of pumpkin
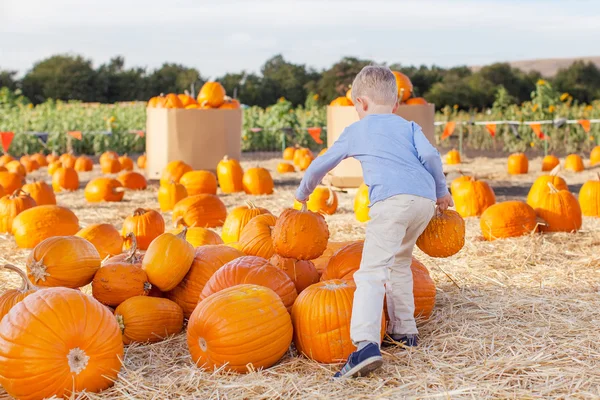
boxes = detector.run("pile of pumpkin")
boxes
[330,71,428,107]
[147,82,240,110]
[274,145,328,175]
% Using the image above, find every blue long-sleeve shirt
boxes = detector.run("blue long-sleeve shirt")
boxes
[296,114,448,205]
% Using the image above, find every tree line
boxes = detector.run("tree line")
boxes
[1,54,599,109]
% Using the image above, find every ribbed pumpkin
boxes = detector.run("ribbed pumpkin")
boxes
[564,154,584,172]
[11,205,80,248]
[30,153,47,167]
[187,284,293,373]
[452,177,496,217]
[416,210,465,257]
[312,241,357,275]
[445,149,461,165]
[329,96,353,106]
[137,154,147,169]
[160,160,193,186]
[534,183,582,233]
[216,155,244,193]
[321,241,364,281]
[52,166,79,191]
[298,154,313,171]
[27,236,101,288]
[291,279,385,364]
[579,174,600,217]
[392,70,413,102]
[272,204,330,260]
[118,155,134,171]
[166,245,243,318]
[115,296,183,344]
[197,82,226,108]
[180,170,218,195]
[0,189,37,233]
[410,258,437,320]
[283,147,296,161]
[122,208,165,250]
[59,153,76,169]
[0,288,123,400]
[22,180,56,205]
[242,167,274,195]
[480,201,537,241]
[293,148,312,167]
[221,201,270,243]
[84,177,125,202]
[5,160,26,177]
[541,155,560,171]
[172,194,227,228]
[0,171,23,194]
[168,225,224,247]
[100,158,122,174]
[117,171,147,190]
[163,93,184,108]
[142,229,195,291]
[269,254,320,293]
[590,146,600,166]
[238,214,277,259]
[74,155,93,172]
[76,223,123,259]
[158,180,188,211]
[199,256,297,311]
[526,168,568,208]
[294,186,338,215]
[507,153,529,175]
[354,183,370,222]
[277,162,295,173]
[47,160,62,176]
[0,265,37,321]
[0,185,5,199]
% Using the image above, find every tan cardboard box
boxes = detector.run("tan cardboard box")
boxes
[145,108,242,180]
[324,104,435,188]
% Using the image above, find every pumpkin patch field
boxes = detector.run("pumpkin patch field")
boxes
[0,151,599,399]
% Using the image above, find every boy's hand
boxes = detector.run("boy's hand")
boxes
[436,194,454,212]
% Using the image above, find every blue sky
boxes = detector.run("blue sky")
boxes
[1,0,599,77]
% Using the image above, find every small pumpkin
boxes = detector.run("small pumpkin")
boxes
[180,170,218,195]
[541,155,560,171]
[119,155,134,171]
[158,180,188,211]
[221,201,270,243]
[294,186,338,215]
[219,97,241,109]
[283,146,296,161]
[30,153,48,167]
[534,183,582,233]
[22,180,56,205]
[405,97,428,105]
[0,189,37,233]
[480,201,537,241]
[0,154,13,166]
[526,167,568,208]
[100,158,122,174]
[242,167,274,195]
[115,296,184,344]
[329,96,353,106]
[74,155,94,172]
[445,149,461,165]
[117,171,147,190]
[137,153,147,169]
[238,213,278,259]
[165,245,243,318]
[293,148,312,167]
[27,236,101,288]
[564,154,584,172]
[216,155,244,193]
[122,208,165,250]
[11,205,80,248]
[579,174,600,217]
[5,160,26,177]
[298,154,313,171]
[187,284,293,373]
[450,173,473,194]
[197,82,226,108]
[20,157,39,173]
[160,160,193,186]
[172,194,227,228]
[416,210,465,258]
[168,225,224,247]
[178,93,197,107]
[452,177,496,217]
[76,223,123,259]
[52,166,79,192]
[163,93,184,108]
[272,203,330,260]
[0,264,37,321]
[84,177,125,202]
[392,70,413,102]
[0,288,123,400]
[47,160,62,176]
[59,153,76,168]
[269,254,319,294]
[277,162,295,173]
[590,146,600,166]
[142,228,195,291]
[45,153,59,164]
[507,153,529,175]
[354,183,370,222]
[0,171,23,193]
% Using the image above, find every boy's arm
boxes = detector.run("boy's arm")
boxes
[295,131,350,201]
[412,123,449,199]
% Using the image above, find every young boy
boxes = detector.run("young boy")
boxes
[295,66,452,378]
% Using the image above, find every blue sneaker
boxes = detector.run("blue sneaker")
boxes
[333,343,383,378]
[381,334,418,348]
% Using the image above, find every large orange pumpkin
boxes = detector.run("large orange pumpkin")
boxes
[534,183,582,233]
[452,177,496,217]
[0,171,23,194]
[564,154,585,172]
[52,166,79,192]
[216,155,244,193]
[172,194,227,228]
[92,252,150,307]
[158,180,188,211]
[122,208,165,250]
[272,204,330,260]
[76,223,123,259]
[11,205,80,249]
[165,245,244,318]
[392,70,413,102]
[579,174,600,217]
[180,170,218,195]
[142,229,195,291]
[416,210,465,258]
[117,171,147,190]
[168,225,223,247]
[0,189,37,233]
[197,82,226,108]
[84,177,125,202]
[115,296,184,344]
[321,241,364,281]
[242,167,274,195]
[160,160,193,186]
[238,213,278,259]
[269,254,319,293]
[480,201,537,241]
[74,155,94,172]
[541,155,560,171]
[294,186,338,215]
[526,168,568,208]
[0,288,123,400]
[354,183,370,222]
[507,153,529,175]
[187,284,293,373]
[22,180,56,205]
[221,201,270,243]
[0,264,37,321]
[27,236,101,288]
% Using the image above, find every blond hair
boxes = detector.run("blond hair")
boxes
[351,66,398,106]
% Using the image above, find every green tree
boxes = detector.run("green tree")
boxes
[260,55,318,106]
[96,56,149,102]
[317,57,372,104]
[0,70,18,91]
[553,61,600,103]
[478,63,538,103]
[147,63,203,97]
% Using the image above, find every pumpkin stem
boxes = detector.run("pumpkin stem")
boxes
[245,199,257,209]
[176,226,188,240]
[2,264,35,292]
[125,233,139,262]
[132,208,147,217]
[28,259,49,284]
[143,282,152,294]
[115,314,125,333]
[223,155,229,161]
[325,187,335,207]
[300,202,308,212]
[67,348,90,375]
[10,188,29,199]
[596,172,600,182]
[547,182,559,193]
[549,164,561,176]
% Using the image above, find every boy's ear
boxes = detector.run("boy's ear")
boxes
[356,97,368,111]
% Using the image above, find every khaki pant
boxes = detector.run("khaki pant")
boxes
[351,194,435,344]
